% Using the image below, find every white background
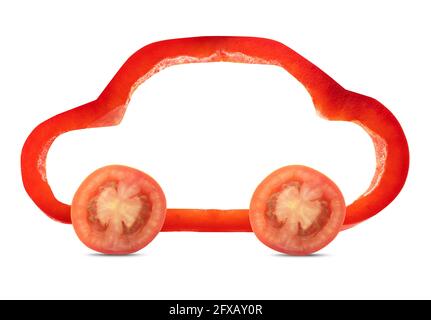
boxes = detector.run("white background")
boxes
[1,0,430,299]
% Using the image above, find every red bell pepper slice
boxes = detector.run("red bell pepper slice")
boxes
[21,36,409,230]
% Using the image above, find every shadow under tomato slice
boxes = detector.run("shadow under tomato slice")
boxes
[71,165,166,254]
[250,165,346,255]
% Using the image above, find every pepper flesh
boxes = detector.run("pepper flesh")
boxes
[21,36,409,229]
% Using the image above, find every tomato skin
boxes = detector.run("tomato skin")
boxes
[249,165,346,255]
[71,165,166,254]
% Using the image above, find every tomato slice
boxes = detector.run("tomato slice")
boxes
[249,165,346,255]
[71,165,166,254]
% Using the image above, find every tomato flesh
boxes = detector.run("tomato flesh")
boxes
[249,165,345,255]
[71,165,166,254]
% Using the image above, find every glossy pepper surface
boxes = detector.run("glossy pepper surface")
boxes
[21,36,409,230]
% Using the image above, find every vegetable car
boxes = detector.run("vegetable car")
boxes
[21,36,409,255]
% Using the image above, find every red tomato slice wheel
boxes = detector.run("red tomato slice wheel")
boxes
[71,165,166,254]
[250,165,346,255]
